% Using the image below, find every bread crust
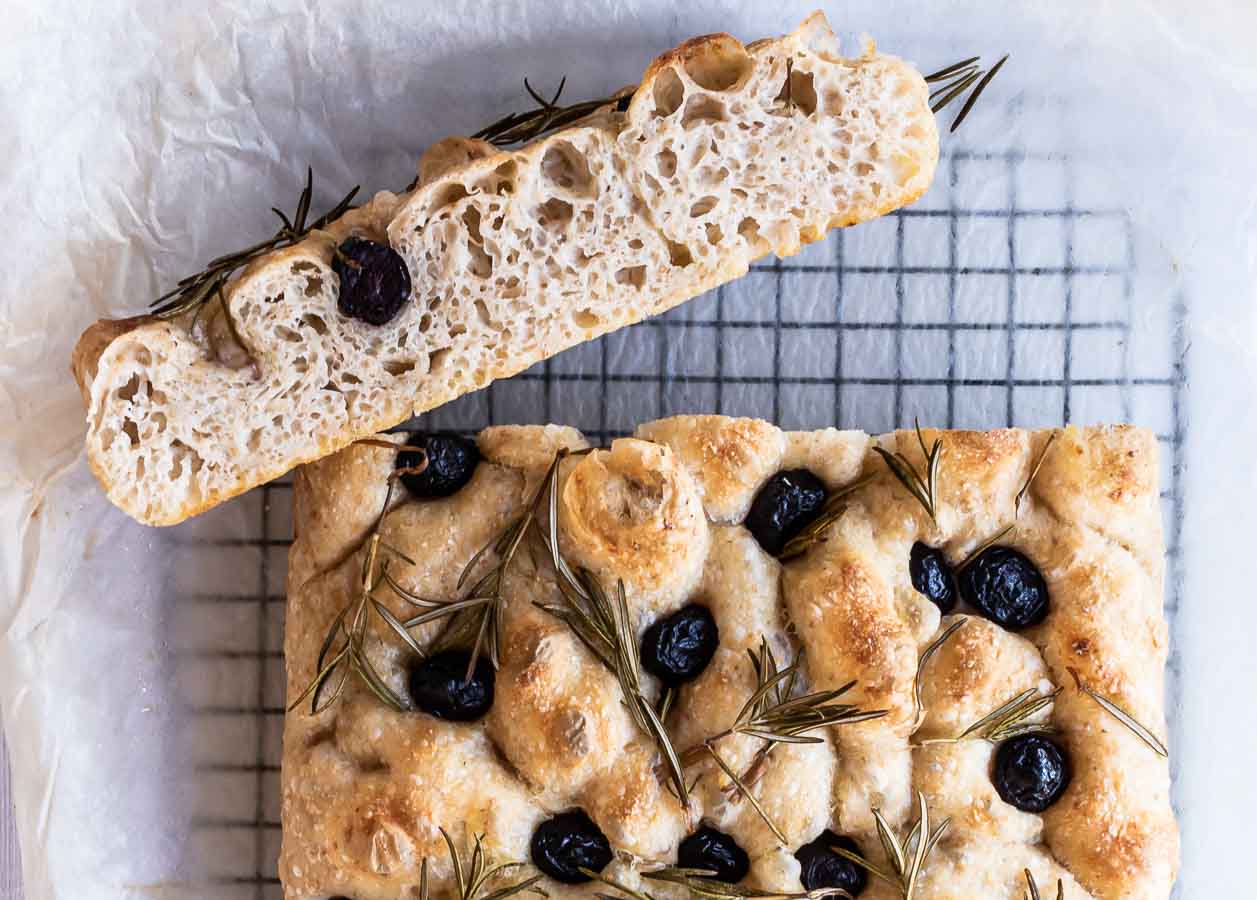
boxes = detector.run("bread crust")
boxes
[73,13,939,525]
[281,418,1177,900]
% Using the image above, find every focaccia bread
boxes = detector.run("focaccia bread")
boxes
[71,12,938,526]
[280,417,1178,900]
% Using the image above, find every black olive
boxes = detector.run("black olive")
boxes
[794,831,868,896]
[909,542,958,613]
[530,810,613,883]
[395,434,480,499]
[958,546,1049,630]
[641,605,719,688]
[407,650,494,721]
[333,236,412,326]
[744,470,828,557]
[677,826,750,883]
[992,734,1071,813]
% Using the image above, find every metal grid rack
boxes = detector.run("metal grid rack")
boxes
[173,145,1188,900]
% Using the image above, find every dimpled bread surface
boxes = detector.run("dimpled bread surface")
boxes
[280,417,1177,900]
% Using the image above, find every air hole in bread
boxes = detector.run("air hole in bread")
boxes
[468,241,493,278]
[430,348,452,372]
[628,239,644,250]
[855,161,874,177]
[666,240,694,267]
[537,197,573,231]
[122,419,140,447]
[302,275,323,296]
[293,356,309,374]
[615,265,647,288]
[689,196,718,218]
[573,309,600,328]
[383,358,418,376]
[541,141,594,196]
[738,216,761,243]
[705,223,724,245]
[302,314,329,336]
[824,90,845,117]
[682,94,727,128]
[682,42,752,91]
[462,206,484,243]
[777,64,817,116]
[700,166,730,189]
[118,374,144,402]
[342,373,362,385]
[474,299,493,327]
[656,148,678,177]
[501,276,523,300]
[653,67,685,117]
[431,183,471,214]
[246,428,263,452]
[276,325,302,343]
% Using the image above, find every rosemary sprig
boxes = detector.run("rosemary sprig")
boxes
[150,167,359,320]
[289,459,439,714]
[1015,431,1057,515]
[642,868,854,900]
[429,828,548,900]
[704,743,787,845]
[381,448,580,682]
[779,474,877,560]
[675,638,885,841]
[689,639,887,764]
[288,445,432,715]
[287,509,411,714]
[873,422,943,524]
[958,686,1058,741]
[828,792,949,900]
[1022,868,1064,900]
[473,77,631,147]
[538,567,689,806]
[916,686,1060,747]
[533,448,689,806]
[924,54,1010,133]
[949,430,1056,572]
[954,524,1015,573]
[911,617,968,728]
[1067,668,1168,757]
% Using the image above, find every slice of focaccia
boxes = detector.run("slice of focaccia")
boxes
[71,12,938,526]
[279,418,1177,900]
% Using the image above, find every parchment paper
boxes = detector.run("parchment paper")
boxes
[2,1,1256,898]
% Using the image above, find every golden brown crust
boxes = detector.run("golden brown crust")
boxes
[282,421,1175,900]
[70,314,154,406]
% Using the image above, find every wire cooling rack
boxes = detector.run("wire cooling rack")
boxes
[171,143,1188,899]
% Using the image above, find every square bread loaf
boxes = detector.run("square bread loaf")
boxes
[280,417,1178,900]
[72,12,938,526]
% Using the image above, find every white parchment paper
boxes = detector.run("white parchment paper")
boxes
[2,1,1256,897]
